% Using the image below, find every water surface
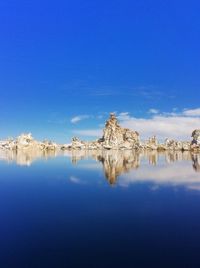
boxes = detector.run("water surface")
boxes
[0,150,200,268]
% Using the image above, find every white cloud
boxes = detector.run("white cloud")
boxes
[117,112,130,121]
[117,109,200,141]
[120,115,199,140]
[148,108,159,114]
[71,108,200,141]
[71,115,90,124]
[183,108,200,117]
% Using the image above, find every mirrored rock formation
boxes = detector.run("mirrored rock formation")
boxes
[192,153,200,172]
[66,149,200,185]
[0,148,200,185]
[0,149,58,166]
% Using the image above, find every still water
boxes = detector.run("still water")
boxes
[0,149,200,268]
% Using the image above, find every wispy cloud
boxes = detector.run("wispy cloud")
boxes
[117,108,200,140]
[148,108,159,114]
[71,115,91,124]
[72,108,200,141]
[183,108,200,117]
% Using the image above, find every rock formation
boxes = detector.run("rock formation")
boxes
[191,130,200,151]
[101,113,140,149]
[0,113,200,152]
[67,113,140,150]
[0,133,58,151]
[64,113,200,151]
[145,136,159,150]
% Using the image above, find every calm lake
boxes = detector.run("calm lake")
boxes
[0,150,200,268]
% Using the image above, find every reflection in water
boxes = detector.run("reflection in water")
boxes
[67,150,200,185]
[192,154,200,172]
[1,150,200,268]
[97,151,140,185]
[0,149,200,187]
[0,149,58,166]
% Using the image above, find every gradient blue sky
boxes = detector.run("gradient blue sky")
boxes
[0,0,200,142]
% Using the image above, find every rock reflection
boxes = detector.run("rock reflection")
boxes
[0,149,58,166]
[0,149,200,187]
[192,154,200,172]
[98,151,140,185]
[67,150,200,185]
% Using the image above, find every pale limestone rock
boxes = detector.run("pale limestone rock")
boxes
[61,144,72,150]
[182,142,190,151]
[0,133,58,151]
[42,140,58,151]
[192,130,200,144]
[16,133,44,150]
[191,130,200,151]
[145,136,159,150]
[17,133,33,147]
[164,139,182,151]
[67,113,195,152]
[70,137,87,150]
[68,113,140,150]
[102,113,140,149]
[0,139,17,150]
[0,114,198,153]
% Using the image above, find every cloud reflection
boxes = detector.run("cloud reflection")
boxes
[0,149,200,190]
[67,150,200,189]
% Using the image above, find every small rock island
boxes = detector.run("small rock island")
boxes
[0,113,200,152]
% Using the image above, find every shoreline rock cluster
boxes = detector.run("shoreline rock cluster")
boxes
[67,113,200,152]
[0,113,200,152]
[66,113,140,150]
[0,133,58,151]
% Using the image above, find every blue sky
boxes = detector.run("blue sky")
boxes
[0,0,200,142]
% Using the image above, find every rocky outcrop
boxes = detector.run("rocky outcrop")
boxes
[191,130,200,151]
[145,136,159,150]
[0,133,58,151]
[192,130,200,144]
[144,138,190,152]
[67,113,140,150]
[0,138,17,150]
[101,113,140,149]
[0,113,200,152]
[65,114,200,151]
[164,139,185,151]
[70,137,87,150]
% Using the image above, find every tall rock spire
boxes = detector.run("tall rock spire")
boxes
[102,113,140,149]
